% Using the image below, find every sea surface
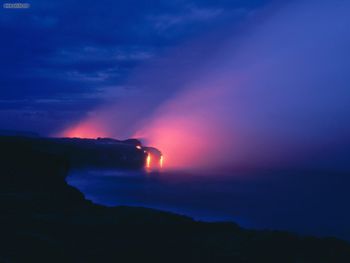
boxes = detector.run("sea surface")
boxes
[67,169,350,241]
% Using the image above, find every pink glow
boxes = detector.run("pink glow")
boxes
[58,1,350,172]
[133,81,241,171]
[60,119,109,139]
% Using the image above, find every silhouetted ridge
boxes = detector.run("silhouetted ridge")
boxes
[0,137,349,262]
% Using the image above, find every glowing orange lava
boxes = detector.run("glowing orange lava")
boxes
[146,153,151,169]
[160,155,164,168]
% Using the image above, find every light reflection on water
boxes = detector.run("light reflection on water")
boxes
[67,169,350,241]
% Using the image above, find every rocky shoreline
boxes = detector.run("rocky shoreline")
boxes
[0,137,349,262]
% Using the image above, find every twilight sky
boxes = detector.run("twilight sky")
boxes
[0,0,269,134]
[1,0,350,171]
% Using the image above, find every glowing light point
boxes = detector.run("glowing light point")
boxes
[160,155,164,168]
[146,153,151,169]
[136,145,142,150]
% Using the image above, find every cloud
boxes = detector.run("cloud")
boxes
[148,6,224,32]
[0,0,269,134]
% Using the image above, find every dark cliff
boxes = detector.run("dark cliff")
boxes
[0,137,349,263]
[0,136,147,169]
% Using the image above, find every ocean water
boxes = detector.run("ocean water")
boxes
[67,169,350,241]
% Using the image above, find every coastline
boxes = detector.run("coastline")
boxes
[0,137,349,262]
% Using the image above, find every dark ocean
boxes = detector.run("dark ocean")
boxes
[67,169,350,241]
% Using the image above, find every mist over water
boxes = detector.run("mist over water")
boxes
[63,0,350,172]
[67,168,350,241]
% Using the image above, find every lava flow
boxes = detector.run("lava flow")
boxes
[142,146,163,170]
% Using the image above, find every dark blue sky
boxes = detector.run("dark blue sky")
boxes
[0,0,270,135]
